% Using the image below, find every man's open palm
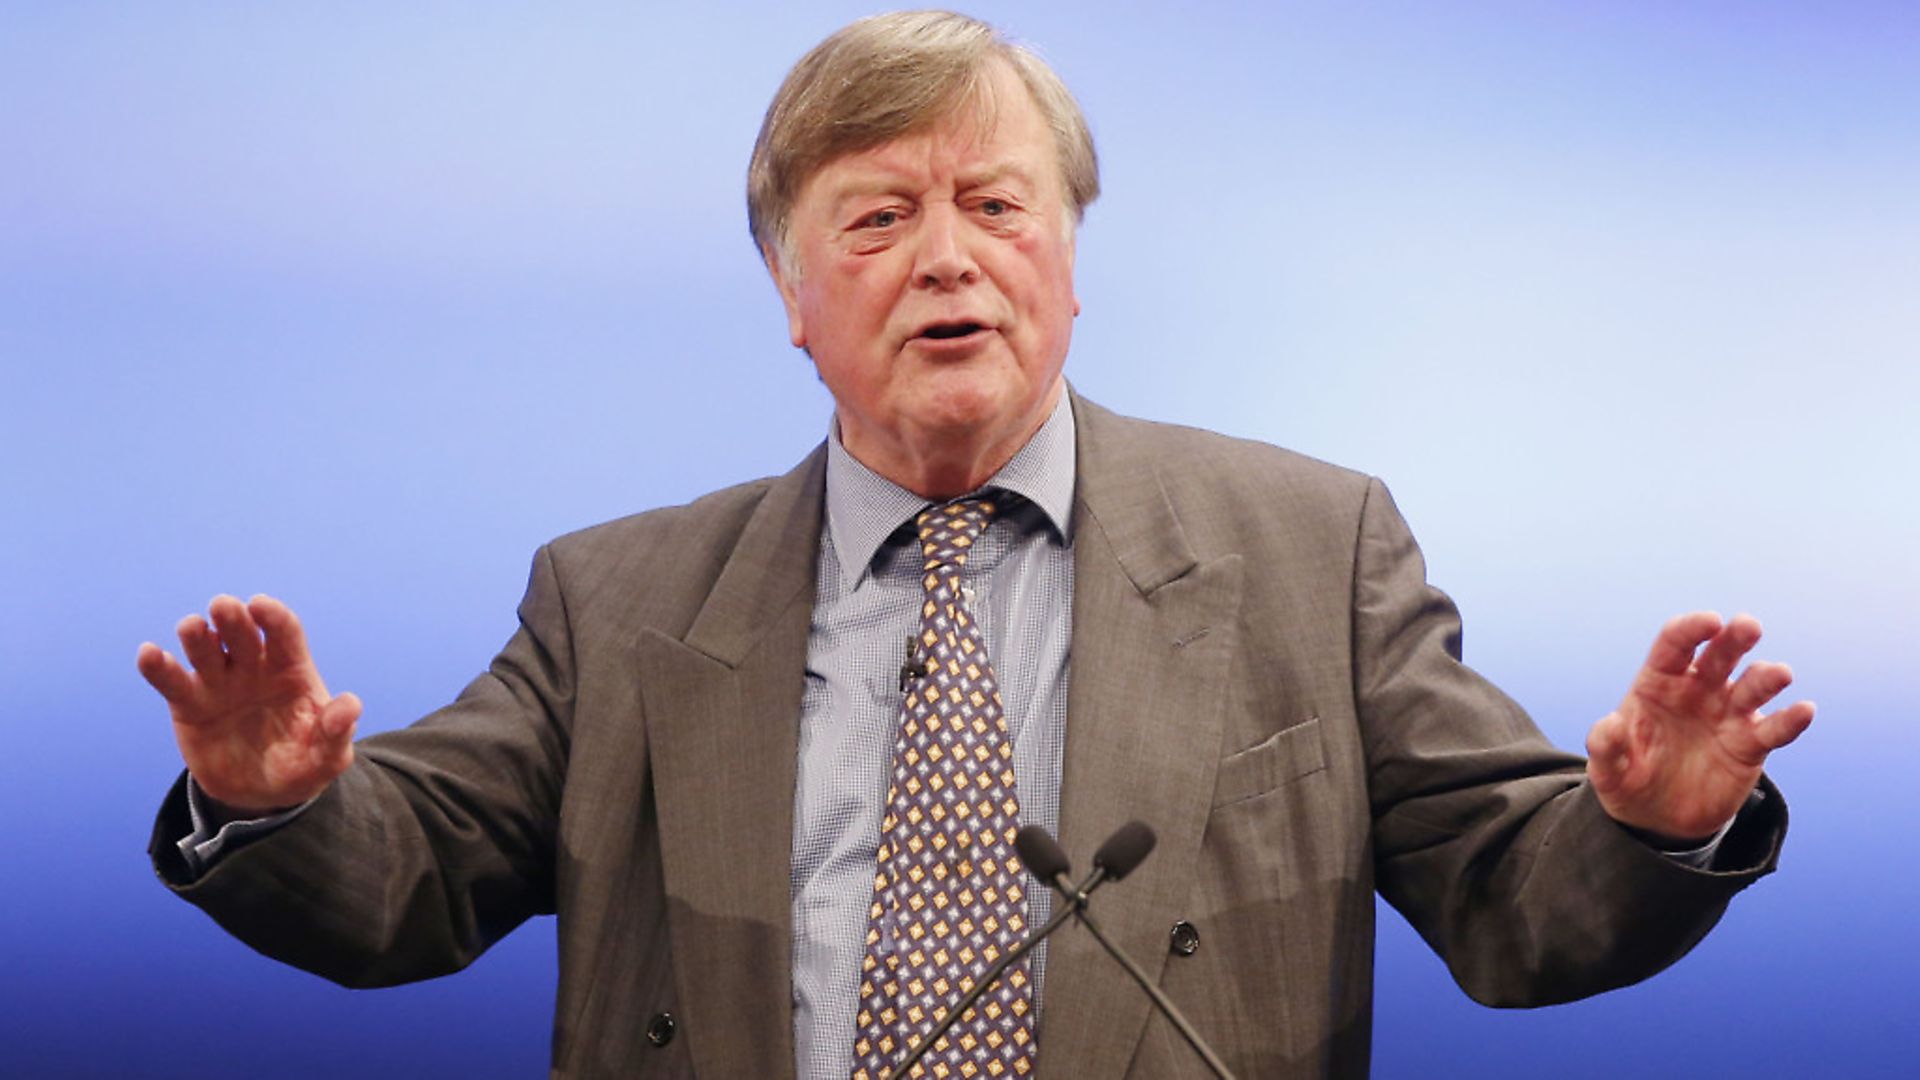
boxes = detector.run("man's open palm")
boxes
[1587,612,1814,843]
[137,594,359,814]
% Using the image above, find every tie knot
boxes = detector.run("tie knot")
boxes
[915,497,997,569]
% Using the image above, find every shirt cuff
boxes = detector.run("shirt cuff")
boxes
[176,776,314,878]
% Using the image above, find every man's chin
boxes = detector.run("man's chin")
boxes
[838,374,1059,495]
[902,375,1031,440]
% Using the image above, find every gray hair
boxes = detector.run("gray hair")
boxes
[746,10,1099,271]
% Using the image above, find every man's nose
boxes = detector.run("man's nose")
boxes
[914,205,978,290]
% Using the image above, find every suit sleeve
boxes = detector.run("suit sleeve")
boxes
[1353,477,1786,1006]
[148,544,575,989]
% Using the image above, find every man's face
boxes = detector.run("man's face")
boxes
[770,63,1079,493]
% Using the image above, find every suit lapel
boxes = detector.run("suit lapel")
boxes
[637,446,825,1080]
[1042,396,1244,1076]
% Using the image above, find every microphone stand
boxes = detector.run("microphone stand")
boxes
[879,865,1105,1080]
[1059,884,1238,1080]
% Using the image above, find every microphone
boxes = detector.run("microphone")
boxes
[879,825,1120,1080]
[897,635,934,692]
[1041,822,1239,1080]
[1014,823,1071,881]
[1041,820,1153,909]
[1092,819,1156,879]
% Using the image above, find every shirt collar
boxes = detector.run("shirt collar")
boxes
[824,389,1077,585]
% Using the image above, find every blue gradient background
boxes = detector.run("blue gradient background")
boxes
[3,2,1915,1075]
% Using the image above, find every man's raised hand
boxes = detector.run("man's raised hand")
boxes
[136,594,360,814]
[1587,612,1814,844]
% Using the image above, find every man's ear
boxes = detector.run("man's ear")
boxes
[763,245,807,349]
[1067,227,1081,317]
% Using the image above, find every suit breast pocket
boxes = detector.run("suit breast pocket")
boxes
[1210,717,1327,808]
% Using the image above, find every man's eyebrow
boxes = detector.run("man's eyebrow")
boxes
[818,161,1042,216]
[822,176,913,217]
[828,177,904,200]
[962,163,1038,191]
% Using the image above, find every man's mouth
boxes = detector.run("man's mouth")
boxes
[917,321,987,340]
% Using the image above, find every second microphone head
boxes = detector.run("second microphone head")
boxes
[1092,820,1157,881]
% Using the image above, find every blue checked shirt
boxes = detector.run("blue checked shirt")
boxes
[790,391,1076,1080]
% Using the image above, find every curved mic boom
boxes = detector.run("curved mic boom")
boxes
[1044,821,1239,1080]
[882,829,1097,1080]
[883,821,1235,1080]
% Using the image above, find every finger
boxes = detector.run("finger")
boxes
[1643,612,1723,676]
[319,692,362,742]
[316,693,361,778]
[249,594,312,670]
[208,594,265,669]
[1584,711,1631,792]
[1753,700,1815,751]
[1727,659,1794,716]
[1692,613,1762,686]
[135,642,199,704]
[176,613,226,676]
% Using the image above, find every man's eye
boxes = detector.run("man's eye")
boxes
[862,209,900,228]
[979,199,1009,216]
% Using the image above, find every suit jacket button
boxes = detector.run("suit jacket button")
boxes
[646,1012,677,1047]
[1170,920,1200,956]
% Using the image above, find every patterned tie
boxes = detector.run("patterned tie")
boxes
[851,497,1037,1080]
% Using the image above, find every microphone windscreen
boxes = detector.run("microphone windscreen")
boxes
[1092,821,1157,880]
[1015,824,1071,881]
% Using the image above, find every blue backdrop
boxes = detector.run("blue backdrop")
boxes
[3,2,1914,1075]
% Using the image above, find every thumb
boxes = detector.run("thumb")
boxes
[1584,711,1631,794]
[311,692,360,780]
[320,692,362,741]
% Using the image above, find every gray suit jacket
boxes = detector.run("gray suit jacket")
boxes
[153,394,1786,1077]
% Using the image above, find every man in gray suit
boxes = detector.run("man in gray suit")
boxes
[141,12,1814,1078]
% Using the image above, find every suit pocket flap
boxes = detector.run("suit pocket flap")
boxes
[1212,717,1327,808]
